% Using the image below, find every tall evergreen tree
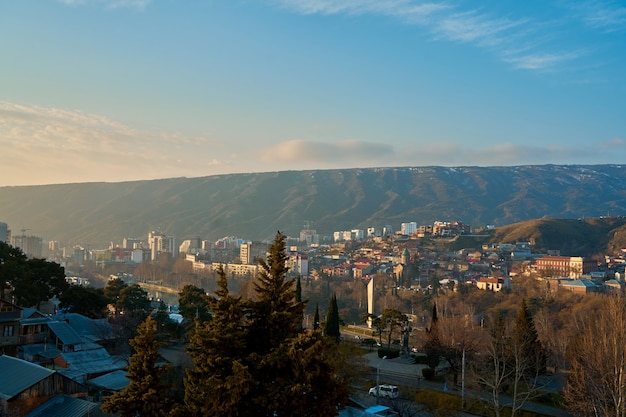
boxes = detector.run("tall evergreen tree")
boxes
[295,275,302,303]
[184,232,349,416]
[424,303,443,370]
[184,265,253,417]
[102,315,174,417]
[295,275,303,330]
[513,298,546,377]
[324,293,341,342]
[247,231,305,355]
[313,303,320,330]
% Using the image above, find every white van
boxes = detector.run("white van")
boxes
[368,384,399,399]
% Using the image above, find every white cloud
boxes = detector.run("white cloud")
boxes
[260,139,394,166]
[0,102,225,186]
[504,50,584,71]
[256,137,623,171]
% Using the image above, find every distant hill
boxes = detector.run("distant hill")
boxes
[485,216,626,256]
[1,164,625,249]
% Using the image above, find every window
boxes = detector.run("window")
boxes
[3,325,14,337]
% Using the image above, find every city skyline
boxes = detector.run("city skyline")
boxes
[1,0,625,186]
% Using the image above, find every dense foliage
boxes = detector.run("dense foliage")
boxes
[0,241,69,308]
[184,232,350,416]
[102,315,174,417]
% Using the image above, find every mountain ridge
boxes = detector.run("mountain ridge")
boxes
[1,164,625,248]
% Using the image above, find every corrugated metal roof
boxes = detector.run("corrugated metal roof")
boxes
[0,355,54,400]
[48,321,84,345]
[61,347,127,374]
[21,343,61,359]
[24,394,112,417]
[50,313,114,341]
[87,370,129,391]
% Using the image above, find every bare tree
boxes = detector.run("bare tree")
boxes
[565,295,626,417]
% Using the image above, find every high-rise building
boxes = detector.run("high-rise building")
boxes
[240,241,253,264]
[123,238,141,250]
[400,222,417,235]
[0,222,8,243]
[12,234,43,258]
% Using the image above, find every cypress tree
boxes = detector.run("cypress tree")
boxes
[313,303,320,330]
[324,293,341,342]
[102,315,173,417]
[513,299,546,377]
[295,275,302,303]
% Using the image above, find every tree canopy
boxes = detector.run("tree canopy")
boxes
[178,284,211,322]
[184,232,349,416]
[0,242,68,308]
[102,315,175,417]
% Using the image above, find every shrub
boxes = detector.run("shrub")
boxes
[378,348,399,359]
[422,367,435,380]
[412,354,428,364]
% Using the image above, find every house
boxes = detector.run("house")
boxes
[557,279,604,294]
[24,394,112,417]
[476,276,511,292]
[0,299,25,355]
[86,370,129,400]
[0,355,86,416]
[534,256,597,278]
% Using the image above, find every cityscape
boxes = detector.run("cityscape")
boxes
[2,0,625,415]
[2,213,626,416]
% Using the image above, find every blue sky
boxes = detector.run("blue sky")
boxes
[1,0,625,186]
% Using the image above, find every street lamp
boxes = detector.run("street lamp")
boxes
[376,356,387,405]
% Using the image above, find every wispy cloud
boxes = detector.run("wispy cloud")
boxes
[432,11,525,47]
[0,102,224,185]
[569,0,626,32]
[58,0,151,10]
[504,50,584,71]
[276,0,448,18]
[274,1,613,73]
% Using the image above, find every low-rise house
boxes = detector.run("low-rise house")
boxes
[0,355,86,416]
[557,278,604,294]
[24,394,111,417]
[476,276,512,292]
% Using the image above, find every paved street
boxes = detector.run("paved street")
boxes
[362,352,572,417]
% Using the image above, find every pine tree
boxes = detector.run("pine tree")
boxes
[247,231,305,354]
[184,232,349,417]
[102,315,173,417]
[247,231,349,416]
[324,293,341,342]
[184,265,254,417]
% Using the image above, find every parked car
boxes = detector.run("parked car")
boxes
[368,384,399,399]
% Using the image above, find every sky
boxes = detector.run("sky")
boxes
[1,0,625,186]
